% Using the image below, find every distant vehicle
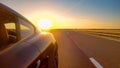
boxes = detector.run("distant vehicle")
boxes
[0,3,58,68]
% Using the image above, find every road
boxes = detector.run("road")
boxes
[51,30,120,68]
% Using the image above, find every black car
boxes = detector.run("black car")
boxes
[0,3,58,68]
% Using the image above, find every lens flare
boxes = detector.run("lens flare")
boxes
[38,19,52,29]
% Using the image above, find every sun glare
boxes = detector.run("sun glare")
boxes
[38,19,52,30]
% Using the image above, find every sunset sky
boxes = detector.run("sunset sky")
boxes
[1,0,120,29]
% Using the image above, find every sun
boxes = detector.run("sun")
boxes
[38,19,52,30]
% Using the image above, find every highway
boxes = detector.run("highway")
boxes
[51,30,120,68]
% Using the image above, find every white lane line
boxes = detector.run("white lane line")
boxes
[36,60,41,68]
[66,31,103,68]
[89,57,103,68]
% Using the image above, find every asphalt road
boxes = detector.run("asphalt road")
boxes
[51,30,120,68]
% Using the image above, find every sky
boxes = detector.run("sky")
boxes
[0,0,120,29]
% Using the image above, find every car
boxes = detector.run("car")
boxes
[0,3,58,68]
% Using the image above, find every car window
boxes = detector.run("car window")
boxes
[18,18,34,39]
[5,23,16,37]
[5,23,17,44]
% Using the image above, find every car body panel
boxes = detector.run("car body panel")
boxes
[0,33,55,68]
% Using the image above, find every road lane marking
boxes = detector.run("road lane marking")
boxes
[89,57,103,68]
[66,31,103,68]
[36,60,41,68]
